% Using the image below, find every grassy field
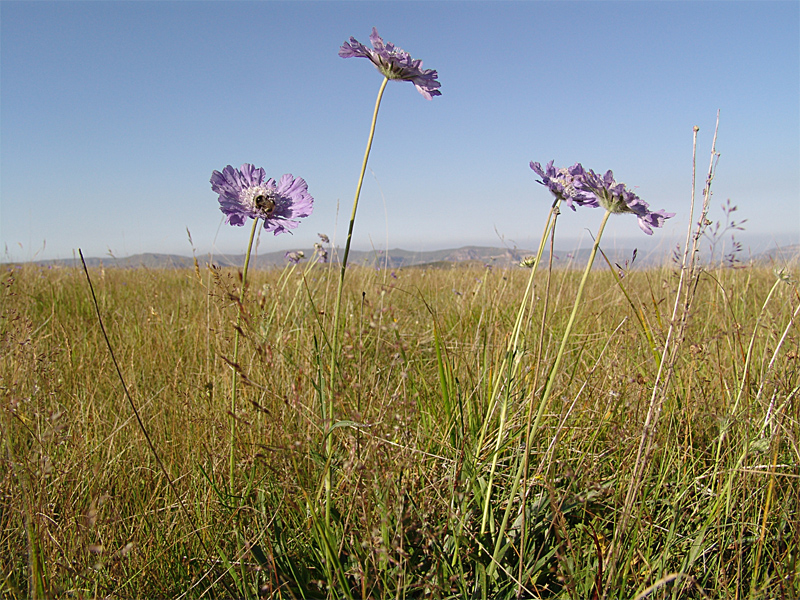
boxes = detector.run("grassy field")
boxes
[2,252,799,598]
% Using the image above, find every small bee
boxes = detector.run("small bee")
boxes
[255,195,276,216]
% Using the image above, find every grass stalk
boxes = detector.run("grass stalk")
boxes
[517,211,559,596]
[715,274,784,465]
[77,250,231,596]
[0,410,45,599]
[530,209,612,445]
[604,117,720,597]
[487,208,611,578]
[477,202,559,534]
[230,216,260,492]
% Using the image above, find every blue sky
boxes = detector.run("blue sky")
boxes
[2,1,798,263]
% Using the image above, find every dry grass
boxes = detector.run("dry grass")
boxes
[1,256,798,598]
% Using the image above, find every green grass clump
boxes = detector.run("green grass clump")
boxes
[1,258,798,598]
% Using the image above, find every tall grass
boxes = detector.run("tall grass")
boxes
[2,250,798,598]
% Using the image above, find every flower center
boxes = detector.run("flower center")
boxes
[596,184,638,214]
[378,58,405,79]
[242,186,278,217]
[555,168,579,198]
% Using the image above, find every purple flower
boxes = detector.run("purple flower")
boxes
[313,242,329,263]
[576,169,675,235]
[210,164,313,235]
[285,251,305,264]
[339,27,441,100]
[530,161,599,211]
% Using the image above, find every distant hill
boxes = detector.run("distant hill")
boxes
[758,244,800,264]
[7,245,640,270]
[5,243,798,270]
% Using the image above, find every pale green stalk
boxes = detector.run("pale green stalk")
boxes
[475,203,560,455]
[751,438,780,596]
[229,217,260,491]
[487,209,612,578]
[534,209,612,426]
[603,120,719,598]
[331,77,389,335]
[478,202,559,534]
[326,76,389,526]
[517,208,559,595]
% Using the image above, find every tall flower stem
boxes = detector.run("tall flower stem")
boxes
[338,76,389,283]
[325,76,389,525]
[477,201,559,533]
[487,209,612,578]
[230,217,259,492]
[535,209,611,440]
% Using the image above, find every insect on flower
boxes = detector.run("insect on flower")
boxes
[254,194,276,216]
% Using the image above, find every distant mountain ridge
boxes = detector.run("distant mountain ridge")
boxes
[7,246,631,270]
[7,243,799,270]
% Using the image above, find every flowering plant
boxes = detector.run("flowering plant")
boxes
[576,168,675,235]
[209,162,312,491]
[532,160,674,235]
[210,164,313,234]
[339,27,441,100]
[530,161,597,211]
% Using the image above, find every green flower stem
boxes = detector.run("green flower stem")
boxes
[229,216,260,492]
[477,202,560,534]
[487,209,611,578]
[475,202,560,460]
[517,207,559,595]
[511,204,561,351]
[338,76,389,283]
[326,76,389,526]
[330,77,389,366]
[533,209,611,443]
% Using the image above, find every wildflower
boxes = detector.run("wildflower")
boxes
[285,251,305,264]
[530,161,598,211]
[576,169,675,235]
[339,27,441,100]
[313,242,329,263]
[210,164,313,235]
[519,256,537,268]
[318,233,330,244]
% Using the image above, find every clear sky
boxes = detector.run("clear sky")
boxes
[2,1,798,263]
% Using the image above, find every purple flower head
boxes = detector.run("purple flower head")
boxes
[339,27,441,100]
[210,164,313,235]
[530,161,599,211]
[285,251,305,264]
[313,242,329,263]
[575,169,676,235]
